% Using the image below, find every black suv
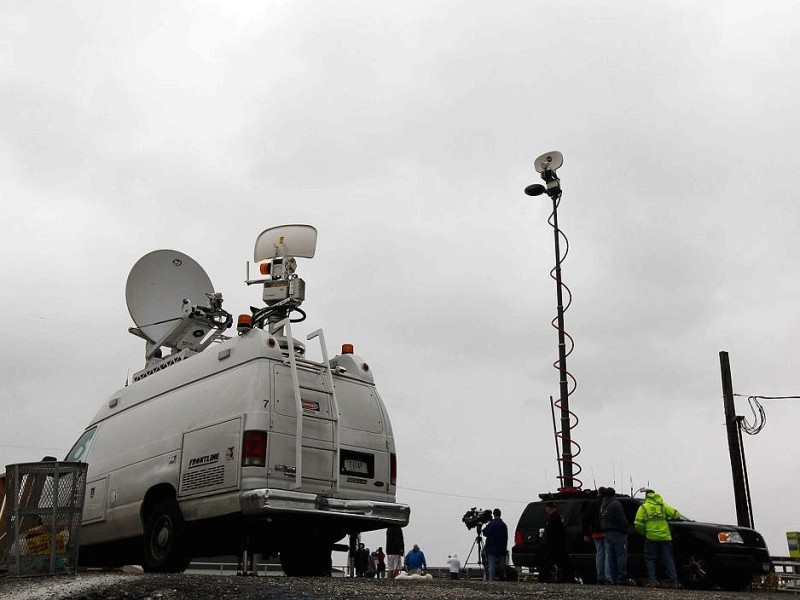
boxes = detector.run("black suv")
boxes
[511,490,772,590]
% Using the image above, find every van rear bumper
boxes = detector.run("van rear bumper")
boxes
[240,489,410,525]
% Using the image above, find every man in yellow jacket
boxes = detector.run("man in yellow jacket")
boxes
[634,489,681,588]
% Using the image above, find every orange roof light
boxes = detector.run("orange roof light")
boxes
[342,343,354,354]
[237,314,253,333]
[259,262,271,275]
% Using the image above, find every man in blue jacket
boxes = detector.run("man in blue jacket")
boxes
[482,508,509,581]
[404,544,427,575]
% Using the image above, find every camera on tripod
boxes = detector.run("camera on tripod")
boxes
[462,507,492,530]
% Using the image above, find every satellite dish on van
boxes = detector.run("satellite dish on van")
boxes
[254,224,317,262]
[126,250,216,344]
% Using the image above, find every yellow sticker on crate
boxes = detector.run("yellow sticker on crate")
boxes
[22,529,68,555]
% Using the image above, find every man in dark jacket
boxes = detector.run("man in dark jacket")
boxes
[582,486,609,584]
[600,487,629,585]
[482,508,508,581]
[354,542,369,577]
[540,502,574,583]
[386,526,404,579]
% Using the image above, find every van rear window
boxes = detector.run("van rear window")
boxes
[335,381,384,434]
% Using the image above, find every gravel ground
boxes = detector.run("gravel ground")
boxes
[0,574,790,600]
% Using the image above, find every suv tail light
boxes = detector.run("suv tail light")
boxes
[514,530,523,546]
[390,453,397,486]
[242,430,267,467]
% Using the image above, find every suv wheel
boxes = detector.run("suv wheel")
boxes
[678,548,713,589]
[717,571,754,591]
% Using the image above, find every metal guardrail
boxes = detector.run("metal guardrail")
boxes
[770,557,800,593]
[187,560,485,579]
[150,555,800,590]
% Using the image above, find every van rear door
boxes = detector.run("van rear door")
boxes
[334,378,392,501]
[270,363,337,494]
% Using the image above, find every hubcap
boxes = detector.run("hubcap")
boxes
[152,517,172,558]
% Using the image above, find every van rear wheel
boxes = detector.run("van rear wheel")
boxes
[143,498,189,572]
[280,544,332,576]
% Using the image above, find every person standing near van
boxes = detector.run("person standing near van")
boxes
[634,489,681,588]
[365,549,377,578]
[375,546,386,578]
[354,542,369,577]
[600,487,629,585]
[582,486,609,584]
[541,502,574,582]
[386,526,404,579]
[404,543,427,574]
[447,553,461,580]
[482,508,508,581]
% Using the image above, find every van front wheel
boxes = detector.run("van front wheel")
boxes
[143,498,189,573]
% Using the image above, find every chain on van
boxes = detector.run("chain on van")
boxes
[65,225,410,575]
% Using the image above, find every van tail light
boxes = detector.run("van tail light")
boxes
[390,453,397,486]
[514,530,523,546]
[242,430,267,467]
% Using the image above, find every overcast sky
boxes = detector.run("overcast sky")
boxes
[3,0,800,567]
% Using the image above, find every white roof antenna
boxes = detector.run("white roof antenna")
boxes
[246,224,318,336]
[126,249,232,362]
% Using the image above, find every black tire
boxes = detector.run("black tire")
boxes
[537,563,566,583]
[143,498,189,573]
[717,571,754,591]
[501,565,519,582]
[677,548,714,589]
[579,568,597,585]
[280,544,332,577]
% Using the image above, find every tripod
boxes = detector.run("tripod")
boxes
[461,524,485,580]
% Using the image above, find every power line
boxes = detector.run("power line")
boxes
[0,443,68,452]
[732,394,800,436]
[397,485,529,505]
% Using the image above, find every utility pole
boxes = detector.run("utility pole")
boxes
[719,351,754,528]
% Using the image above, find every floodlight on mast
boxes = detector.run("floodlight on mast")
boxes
[245,224,318,336]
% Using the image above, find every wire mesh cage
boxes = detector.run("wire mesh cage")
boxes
[4,461,87,577]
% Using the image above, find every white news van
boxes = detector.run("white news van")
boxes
[65,225,409,574]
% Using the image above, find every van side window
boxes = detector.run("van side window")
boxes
[65,427,97,462]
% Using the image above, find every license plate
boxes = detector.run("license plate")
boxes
[344,459,369,474]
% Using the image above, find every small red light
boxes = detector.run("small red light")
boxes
[259,262,270,275]
[242,430,267,467]
[268,337,277,347]
[362,362,369,372]
[342,344,354,354]
[514,531,523,546]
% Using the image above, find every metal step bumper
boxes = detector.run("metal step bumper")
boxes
[240,488,410,525]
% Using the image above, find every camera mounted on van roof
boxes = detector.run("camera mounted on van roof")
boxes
[245,224,318,334]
